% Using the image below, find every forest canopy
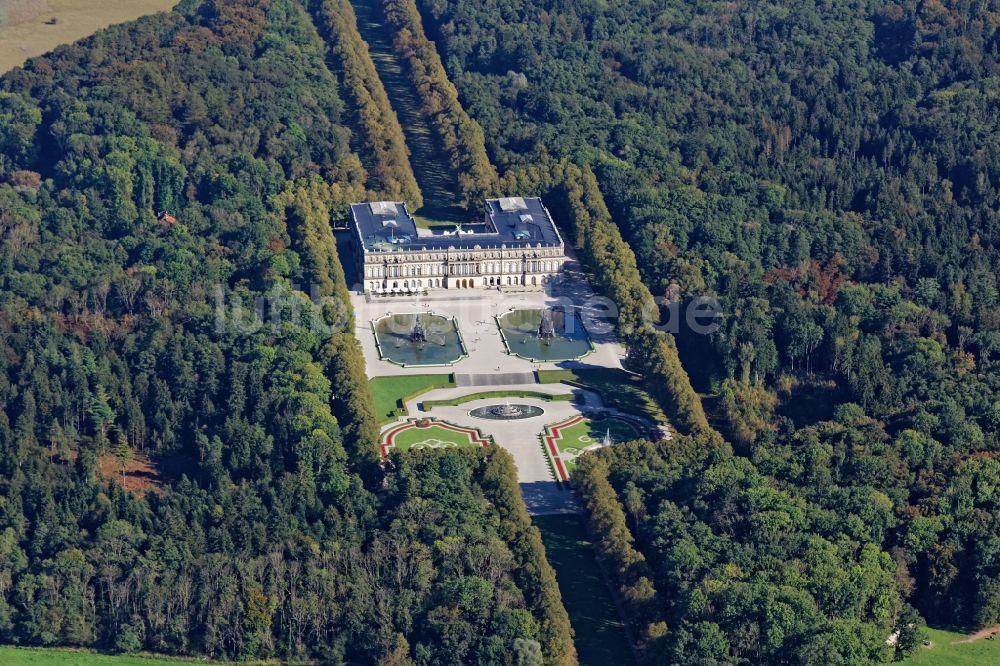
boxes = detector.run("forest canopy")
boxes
[417,0,1000,661]
[1,0,999,663]
[0,1,571,662]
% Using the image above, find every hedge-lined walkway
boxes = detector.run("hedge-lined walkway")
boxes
[349,0,466,219]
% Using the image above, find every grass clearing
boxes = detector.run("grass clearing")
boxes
[537,368,666,425]
[533,514,634,666]
[0,0,177,73]
[904,626,1000,665]
[369,373,454,423]
[0,646,226,665]
[97,451,164,496]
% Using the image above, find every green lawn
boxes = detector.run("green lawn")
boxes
[423,389,577,409]
[537,368,666,425]
[369,374,454,423]
[386,423,482,451]
[0,647,216,665]
[549,416,640,475]
[904,627,1000,665]
[413,210,469,230]
[555,417,641,450]
[533,514,634,666]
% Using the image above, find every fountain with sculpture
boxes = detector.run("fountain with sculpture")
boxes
[537,309,556,340]
[470,398,545,420]
[496,306,592,362]
[373,312,465,366]
[410,318,427,343]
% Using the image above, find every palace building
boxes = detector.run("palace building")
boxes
[352,197,567,294]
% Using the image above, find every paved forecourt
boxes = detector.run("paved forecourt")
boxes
[361,259,635,514]
[350,260,626,378]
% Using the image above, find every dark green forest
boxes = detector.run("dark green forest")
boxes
[415,0,1000,663]
[0,1,572,663]
[2,0,1000,664]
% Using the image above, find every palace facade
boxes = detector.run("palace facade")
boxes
[352,197,567,294]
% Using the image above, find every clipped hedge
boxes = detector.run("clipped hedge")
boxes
[630,328,713,436]
[574,448,659,660]
[277,177,383,471]
[277,175,361,323]
[498,161,717,438]
[574,437,730,662]
[323,332,381,475]
[423,390,577,410]
[551,165,657,338]
[310,0,423,208]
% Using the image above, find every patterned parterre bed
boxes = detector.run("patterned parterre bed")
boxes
[381,419,491,457]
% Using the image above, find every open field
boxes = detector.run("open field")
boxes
[904,627,1000,665]
[533,514,634,665]
[0,646,224,665]
[369,373,454,423]
[0,0,177,73]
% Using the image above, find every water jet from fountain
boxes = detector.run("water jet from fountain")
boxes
[538,309,556,339]
[491,399,523,417]
[410,318,427,344]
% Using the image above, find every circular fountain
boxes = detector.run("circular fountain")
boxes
[492,402,522,417]
[470,400,545,420]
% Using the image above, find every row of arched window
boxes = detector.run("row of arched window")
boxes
[364,260,561,279]
[367,275,551,292]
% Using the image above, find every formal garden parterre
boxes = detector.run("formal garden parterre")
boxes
[381,417,491,456]
[541,414,647,482]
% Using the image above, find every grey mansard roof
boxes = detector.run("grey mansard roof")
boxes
[352,198,563,254]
